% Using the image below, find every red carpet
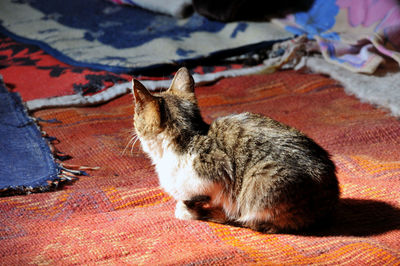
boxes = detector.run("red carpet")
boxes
[1,70,399,264]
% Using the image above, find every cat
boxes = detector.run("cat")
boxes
[131,67,340,233]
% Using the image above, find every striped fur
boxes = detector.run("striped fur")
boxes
[132,67,339,233]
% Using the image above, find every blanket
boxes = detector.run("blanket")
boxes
[1,70,399,264]
[273,0,400,74]
[0,76,92,196]
[1,32,269,110]
[0,79,59,194]
[0,0,290,73]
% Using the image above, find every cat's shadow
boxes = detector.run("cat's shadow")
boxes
[302,198,400,237]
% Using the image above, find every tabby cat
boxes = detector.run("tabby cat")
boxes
[131,67,339,233]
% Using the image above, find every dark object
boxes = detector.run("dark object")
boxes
[192,0,315,22]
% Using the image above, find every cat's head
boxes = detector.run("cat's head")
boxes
[132,67,208,149]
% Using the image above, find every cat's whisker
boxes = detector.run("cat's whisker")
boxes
[130,136,140,155]
[122,134,139,155]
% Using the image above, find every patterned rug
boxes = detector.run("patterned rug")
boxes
[0,0,290,72]
[0,33,129,101]
[1,70,399,264]
[1,32,267,111]
[0,76,88,194]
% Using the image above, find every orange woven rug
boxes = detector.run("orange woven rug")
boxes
[1,70,399,264]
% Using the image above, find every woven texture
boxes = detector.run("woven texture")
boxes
[1,33,262,111]
[273,0,400,73]
[0,0,289,72]
[0,80,59,191]
[0,33,128,101]
[1,71,399,264]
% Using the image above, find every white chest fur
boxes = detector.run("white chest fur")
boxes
[139,134,213,201]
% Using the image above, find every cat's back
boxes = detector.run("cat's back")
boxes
[207,112,305,154]
[204,112,335,179]
[209,112,295,137]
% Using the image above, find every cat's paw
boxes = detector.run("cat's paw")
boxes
[175,201,197,220]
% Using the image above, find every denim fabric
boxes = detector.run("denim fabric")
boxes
[0,80,58,191]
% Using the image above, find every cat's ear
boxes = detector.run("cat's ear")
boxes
[132,79,156,107]
[132,79,162,134]
[169,67,195,94]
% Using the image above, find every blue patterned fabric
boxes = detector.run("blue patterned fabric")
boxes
[0,79,58,192]
[285,0,340,40]
[0,0,290,73]
[273,0,400,74]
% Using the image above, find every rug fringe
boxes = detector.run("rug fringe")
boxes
[37,109,100,191]
[60,163,100,171]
